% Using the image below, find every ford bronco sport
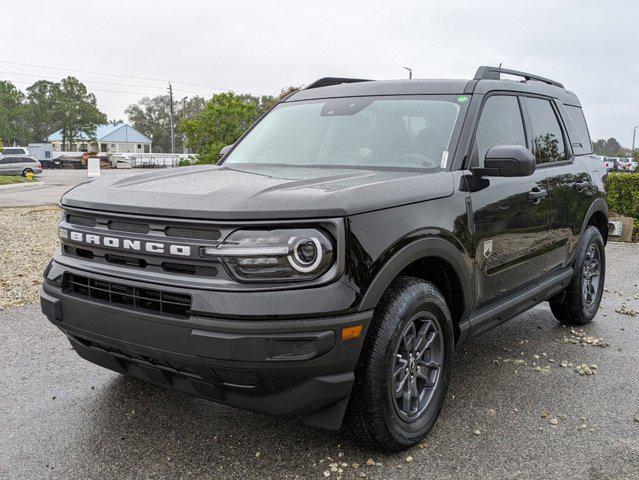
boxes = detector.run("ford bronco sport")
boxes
[41,66,608,451]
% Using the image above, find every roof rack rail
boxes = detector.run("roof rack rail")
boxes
[474,66,564,89]
[305,77,372,90]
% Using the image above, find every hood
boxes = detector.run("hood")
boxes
[61,164,455,220]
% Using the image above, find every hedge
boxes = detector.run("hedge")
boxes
[607,173,639,221]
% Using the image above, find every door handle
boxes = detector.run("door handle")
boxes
[528,187,548,204]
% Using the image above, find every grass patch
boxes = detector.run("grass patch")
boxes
[0,176,28,185]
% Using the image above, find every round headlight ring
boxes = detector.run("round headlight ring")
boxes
[288,237,323,273]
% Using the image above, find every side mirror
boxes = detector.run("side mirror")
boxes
[218,144,234,160]
[473,145,536,177]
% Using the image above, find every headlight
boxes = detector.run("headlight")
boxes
[203,228,334,282]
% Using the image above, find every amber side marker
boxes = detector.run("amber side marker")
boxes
[341,324,363,340]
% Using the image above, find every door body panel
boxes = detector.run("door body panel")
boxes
[543,159,596,271]
[470,171,550,309]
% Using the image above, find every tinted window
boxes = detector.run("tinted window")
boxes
[474,95,526,166]
[1,156,20,164]
[565,105,593,154]
[224,96,463,170]
[525,97,567,164]
[20,157,36,163]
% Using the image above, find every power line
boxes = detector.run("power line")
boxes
[0,58,226,91]
[5,78,162,96]
[4,76,206,97]
[0,69,169,90]
[1,70,211,96]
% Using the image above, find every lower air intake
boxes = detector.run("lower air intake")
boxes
[62,273,191,318]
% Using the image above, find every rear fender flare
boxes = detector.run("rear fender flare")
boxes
[580,197,609,239]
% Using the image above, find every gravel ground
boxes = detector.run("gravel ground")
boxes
[1,242,638,479]
[0,205,60,309]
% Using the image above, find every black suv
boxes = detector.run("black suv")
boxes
[41,66,608,451]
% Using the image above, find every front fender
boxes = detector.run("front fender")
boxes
[358,236,473,318]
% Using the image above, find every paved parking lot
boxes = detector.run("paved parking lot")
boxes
[1,242,638,479]
[0,168,139,207]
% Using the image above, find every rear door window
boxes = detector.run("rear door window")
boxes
[524,97,568,164]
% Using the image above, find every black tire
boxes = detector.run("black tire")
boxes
[549,226,605,325]
[348,277,454,451]
[22,168,33,177]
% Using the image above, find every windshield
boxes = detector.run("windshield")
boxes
[223,95,465,170]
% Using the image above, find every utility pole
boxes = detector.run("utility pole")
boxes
[633,125,639,151]
[168,82,175,153]
[403,67,413,79]
[181,97,188,154]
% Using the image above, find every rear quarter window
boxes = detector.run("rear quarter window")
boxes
[565,105,593,155]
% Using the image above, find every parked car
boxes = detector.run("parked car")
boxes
[0,156,42,176]
[617,157,637,172]
[601,156,618,171]
[42,66,608,451]
[0,146,29,156]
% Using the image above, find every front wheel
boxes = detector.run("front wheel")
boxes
[550,226,605,325]
[348,277,454,451]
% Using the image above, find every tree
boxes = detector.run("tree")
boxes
[57,77,106,147]
[180,92,258,163]
[0,80,26,146]
[23,80,62,143]
[126,95,172,152]
[126,95,206,152]
[593,137,623,156]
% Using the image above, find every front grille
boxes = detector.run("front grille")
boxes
[64,245,94,259]
[104,253,147,268]
[165,226,221,240]
[62,273,191,317]
[66,214,96,227]
[162,262,218,277]
[71,334,261,387]
[107,220,151,234]
[214,366,260,386]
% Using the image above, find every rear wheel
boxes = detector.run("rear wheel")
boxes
[550,226,605,325]
[348,277,454,451]
[22,168,33,177]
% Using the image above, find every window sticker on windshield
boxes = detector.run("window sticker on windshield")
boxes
[440,151,449,169]
[457,95,469,103]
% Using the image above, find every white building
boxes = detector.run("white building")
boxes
[47,123,152,154]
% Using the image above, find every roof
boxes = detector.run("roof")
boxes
[47,123,152,143]
[288,75,579,106]
[289,79,471,101]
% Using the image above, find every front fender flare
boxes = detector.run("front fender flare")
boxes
[358,237,473,318]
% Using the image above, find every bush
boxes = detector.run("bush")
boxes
[607,173,639,221]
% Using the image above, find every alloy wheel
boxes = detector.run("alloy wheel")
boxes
[391,312,444,422]
[582,243,601,307]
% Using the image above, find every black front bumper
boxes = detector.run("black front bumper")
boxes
[40,268,372,430]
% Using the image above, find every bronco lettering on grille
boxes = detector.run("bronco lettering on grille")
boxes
[67,231,191,256]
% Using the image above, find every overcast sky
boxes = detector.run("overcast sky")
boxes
[2,0,638,146]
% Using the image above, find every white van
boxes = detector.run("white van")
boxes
[1,146,29,156]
